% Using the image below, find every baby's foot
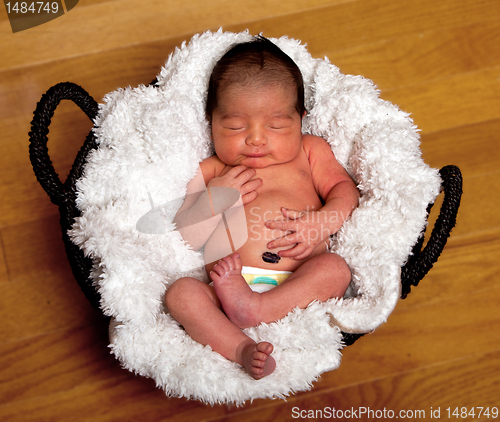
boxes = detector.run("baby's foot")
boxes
[238,340,276,380]
[210,253,262,328]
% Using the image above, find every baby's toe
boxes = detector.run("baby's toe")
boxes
[252,357,266,368]
[211,264,224,277]
[232,253,242,272]
[256,342,273,354]
[218,259,231,272]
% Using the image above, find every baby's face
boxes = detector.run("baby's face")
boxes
[211,82,303,169]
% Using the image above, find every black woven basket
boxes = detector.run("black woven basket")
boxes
[29,82,463,346]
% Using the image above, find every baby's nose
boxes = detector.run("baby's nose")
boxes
[246,127,267,146]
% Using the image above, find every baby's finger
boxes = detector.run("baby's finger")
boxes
[278,243,311,259]
[280,207,306,220]
[265,220,296,232]
[230,166,257,183]
[241,177,262,193]
[288,247,313,261]
[241,190,258,205]
[225,165,248,176]
[267,232,300,249]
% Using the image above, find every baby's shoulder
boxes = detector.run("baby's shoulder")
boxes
[302,134,335,160]
[199,154,227,183]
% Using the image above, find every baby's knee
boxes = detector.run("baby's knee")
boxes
[165,277,195,311]
[331,253,350,276]
[321,253,352,296]
[165,277,218,316]
[332,254,352,294]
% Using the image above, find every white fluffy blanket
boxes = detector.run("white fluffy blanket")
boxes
[69,30,441,405]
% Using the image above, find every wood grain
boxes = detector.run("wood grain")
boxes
[327,18,500,90]
[0,0,341,70]
[0,0,498,420]
[382,66,500,134]
[421,119,500,177]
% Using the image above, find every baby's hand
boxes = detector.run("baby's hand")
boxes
[207,165,262,205]
[265,208,337,260]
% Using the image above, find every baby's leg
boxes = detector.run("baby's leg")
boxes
[165,277,275,379]
[211,252,351,328]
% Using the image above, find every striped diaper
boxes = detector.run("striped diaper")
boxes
[241,266,292,293]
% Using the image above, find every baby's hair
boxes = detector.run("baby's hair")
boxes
[206,35,306,120]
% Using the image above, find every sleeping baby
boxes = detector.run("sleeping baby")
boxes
[165,36,359,379]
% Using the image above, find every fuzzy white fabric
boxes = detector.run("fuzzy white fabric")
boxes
[69,29,441,405]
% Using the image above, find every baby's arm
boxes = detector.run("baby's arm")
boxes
[175,156,261,250]
[308,135,360,233]
[174,161,222,250]
[265,135,359,260]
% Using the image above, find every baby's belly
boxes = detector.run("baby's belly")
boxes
[204,189,329,273]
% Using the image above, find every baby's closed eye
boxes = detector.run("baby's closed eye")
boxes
[268,123,291,130]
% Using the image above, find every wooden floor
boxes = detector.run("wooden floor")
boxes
[1,0,499,420]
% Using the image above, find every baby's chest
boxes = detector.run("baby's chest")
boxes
[263,168,314,196]
[257,156,316,193]
[250,164,322,217]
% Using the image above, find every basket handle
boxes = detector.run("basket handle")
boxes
[401,165,463,298]
[29,82,98,206]
[343,165,462,346]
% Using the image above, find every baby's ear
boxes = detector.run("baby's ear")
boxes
[206,115,213,139]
